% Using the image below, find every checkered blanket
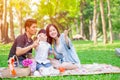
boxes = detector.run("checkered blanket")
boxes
[0,63,120,78]
[59,63,120,76]
[31,63,120,77]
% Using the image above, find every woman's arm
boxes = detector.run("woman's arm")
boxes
[64,30,69,46]
[64,29,71,48]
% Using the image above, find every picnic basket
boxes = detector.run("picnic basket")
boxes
[0,55,30,78]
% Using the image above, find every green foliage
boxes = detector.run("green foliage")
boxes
[33,0,81,29]
[111,0,120,33]
[0,41,120,79]
[6,0,120,40]
[10,0,32,17]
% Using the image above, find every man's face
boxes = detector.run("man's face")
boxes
[27,23,37,35]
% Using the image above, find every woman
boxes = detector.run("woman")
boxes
[46,24,81,70]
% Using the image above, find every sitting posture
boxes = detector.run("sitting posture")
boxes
[34,29,59,76]
[46,24,81,70]
[8,19,38,67]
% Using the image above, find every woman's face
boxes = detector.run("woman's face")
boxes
[49,26,58,38]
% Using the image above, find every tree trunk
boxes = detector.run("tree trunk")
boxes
[92,0,97,44]
[74,18,79,34]
[0,21,2,42]
[89,19,92,40]
[100,0,107,44]
[107,0,113,43]
[96,13,99,30]
[9,1,15,41]
[80,0,84,37]
[18,1,23,35]
[0,0,3,42]
[3,0,8,43]
[18,11,23,35]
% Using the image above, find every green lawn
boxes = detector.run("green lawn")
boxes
[0,40,120,80]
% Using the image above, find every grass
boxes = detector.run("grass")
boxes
[0,40,120,80]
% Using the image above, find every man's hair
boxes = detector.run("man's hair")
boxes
[24,19,37,31]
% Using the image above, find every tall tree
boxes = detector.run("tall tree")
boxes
[0,0,3,42]
[74,18,79,34]
[9,0,15,41]
[89,19,92,40]
[12,0,31,35]
[18,2,23,35]
[107,0,113,43]
[80,0,84,37]
[3,0,10,43]
[36,0,80,32]
[92,0,97,44]
[100,0,107,44]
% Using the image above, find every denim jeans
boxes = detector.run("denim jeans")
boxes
[36,62,51,70]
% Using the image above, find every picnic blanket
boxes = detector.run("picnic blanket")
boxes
[0,63,120,78]
[59,63,120,76]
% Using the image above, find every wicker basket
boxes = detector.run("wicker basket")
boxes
[0,55,31,78]
[1,67,30,78]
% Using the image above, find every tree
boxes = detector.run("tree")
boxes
[18,1,23,35]
[9,0,15,41]
[36,0,80,32]
[74,18,79,34]
[12,0,31,35]
[100,0,107,44]
[107,0,113,43]
[92,0,97,44]
[3,0,10,43]
[0,0,3,42]
[80,0,84,37]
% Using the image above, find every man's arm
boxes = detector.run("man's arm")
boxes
[16,40,39,56]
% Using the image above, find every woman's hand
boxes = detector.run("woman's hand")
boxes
[64,29,70,46]
[64,30,69,38]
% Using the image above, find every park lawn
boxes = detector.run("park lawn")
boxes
[0,40,120,80]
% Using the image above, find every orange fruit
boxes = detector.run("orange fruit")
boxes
[59,67,65,72]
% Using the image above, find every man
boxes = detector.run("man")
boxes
[8,19,39,66]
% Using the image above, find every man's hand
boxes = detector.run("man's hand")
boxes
[31,39,39,48]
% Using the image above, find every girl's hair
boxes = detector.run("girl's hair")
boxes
[46,24,60,45]
[37,29,46,35]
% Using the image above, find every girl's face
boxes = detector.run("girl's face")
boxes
[49,26,58,38]
[37,33,47,41]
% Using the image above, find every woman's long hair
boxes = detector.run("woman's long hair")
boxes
[46,24,60,45]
